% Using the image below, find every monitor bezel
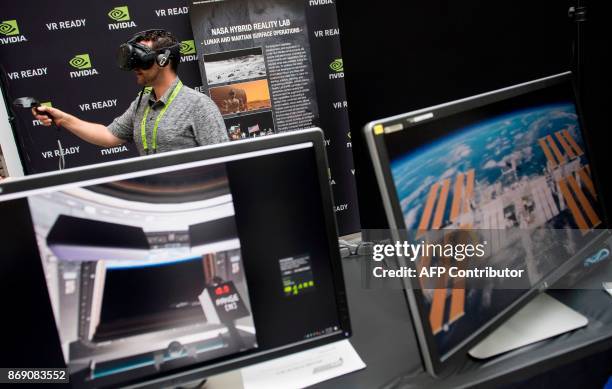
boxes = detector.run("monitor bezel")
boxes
[0,128,352,388]
[363,71,610,376]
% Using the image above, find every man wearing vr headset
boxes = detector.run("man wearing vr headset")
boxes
[33,29,227,155]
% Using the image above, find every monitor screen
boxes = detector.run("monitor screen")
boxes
[0,132,349,388]
[365,73,608,369]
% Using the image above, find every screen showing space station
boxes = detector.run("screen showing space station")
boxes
[382,79,605,356]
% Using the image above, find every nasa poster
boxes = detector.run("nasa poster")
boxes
[190,0,360,234]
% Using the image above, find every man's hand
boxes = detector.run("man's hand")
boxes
[31,105,70,127]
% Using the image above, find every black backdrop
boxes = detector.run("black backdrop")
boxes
[0,0,360,235]
[337,0,612,229]
[0,0,201,172]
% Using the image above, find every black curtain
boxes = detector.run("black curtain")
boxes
[337,0,611,229]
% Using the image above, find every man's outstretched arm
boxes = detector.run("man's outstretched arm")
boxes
[33,105,125,148]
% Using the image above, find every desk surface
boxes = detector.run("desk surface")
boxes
[314,257,612,389]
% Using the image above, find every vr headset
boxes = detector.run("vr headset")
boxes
[117,29,181,71]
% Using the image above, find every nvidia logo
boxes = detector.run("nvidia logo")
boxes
[0,20,19,36]
[41,101,53,108]
[180,40,196,55]
[179,40,197,63]
[69,54,91,69]
[329,58,343,72]
[0,19,26,44]
[108,6,130,21]
[107,6,136,30]
[68,54,98,78]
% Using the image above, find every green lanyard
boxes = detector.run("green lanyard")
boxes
[140,80,183,154]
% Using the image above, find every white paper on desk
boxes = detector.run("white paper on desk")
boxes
[241,339,366,389]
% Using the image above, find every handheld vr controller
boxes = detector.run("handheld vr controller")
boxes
[13,97,66,170]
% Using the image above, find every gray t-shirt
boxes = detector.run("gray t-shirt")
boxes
[108,77,228,155]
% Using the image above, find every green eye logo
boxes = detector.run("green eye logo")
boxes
[0,20,19,36]
[180,40,196,55]
[330,58,343,72]
[108,6,130,21]
[41,101,53,108]
[69,54,91,69]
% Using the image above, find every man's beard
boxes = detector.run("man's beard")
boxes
[136,70,158,87]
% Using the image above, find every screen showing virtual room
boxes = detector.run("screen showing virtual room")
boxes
[29,163,256,385]
[19,145,342,387]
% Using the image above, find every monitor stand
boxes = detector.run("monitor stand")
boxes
[468,293,588,359]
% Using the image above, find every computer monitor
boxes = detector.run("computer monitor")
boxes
[0,129,350,388]
[363,72,610,376]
